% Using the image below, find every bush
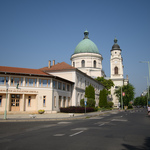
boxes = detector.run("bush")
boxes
[60,106,94,113]
[99,89,107,107]
[107,101,114,108]
[80,99,85,107]
[38,109,45,114]
[87,98,96,108]
[128,103,133,109]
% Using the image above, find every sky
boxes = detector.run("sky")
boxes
[0,0,150,98]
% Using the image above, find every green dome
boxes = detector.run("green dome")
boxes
[74,31,99,54]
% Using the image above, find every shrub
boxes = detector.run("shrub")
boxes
[107,101,114,108]
[80,99,85,107]
[99,89,107,107]
[87,98,96,108]
[60,106,94,113]
[128,103,133,109]
[85,85,95,99]
[38,109,45,114]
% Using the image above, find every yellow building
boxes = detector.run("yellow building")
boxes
[0,66,73,113]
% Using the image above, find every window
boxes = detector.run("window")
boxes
[81,60,85,67]
[67,84,70,91]
[43,96,46,107]
[0,76,8,85]
[53,80,57,89]
[58,82,62,90]
[68,97,70,106]
[94,60,96,68]
[39,79,50,87]
[26,78,37,87]
[73,62,75,67]
[43,80,47,87]
[0,96,2,106]
[11,77,23,86]
[59,96,62,108]
[63,96,66,107]
[54,96,56,108]
[28,96,31,107]
[63,83,66,90]
[0,77,5,85]
[114,66,118,74]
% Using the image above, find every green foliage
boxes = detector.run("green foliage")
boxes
[85,84,95,99]
[114,83,135,106]
[99,89,107,107]
[87,98,96,108]
[80,99,85,107]
[95,77,114,95]
[128,103,133,109]
[134,96,147,106]
[38,109,45,114]
[107,101,114,108]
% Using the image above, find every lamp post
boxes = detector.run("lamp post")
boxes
[140,61,150,105]
[121,86,123,110]
[144,76,149,106]
[4,83,9,120]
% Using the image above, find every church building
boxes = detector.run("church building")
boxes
[0,30,128,113]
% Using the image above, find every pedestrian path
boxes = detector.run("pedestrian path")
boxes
[0,110,119,122]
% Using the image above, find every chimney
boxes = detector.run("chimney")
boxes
[48,60,51,68]
[53,60,55,66]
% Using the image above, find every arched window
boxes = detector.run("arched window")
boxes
[73,62,75,67]
[93,60,96,68]
[81,60,85,67]
[114,66,118,74]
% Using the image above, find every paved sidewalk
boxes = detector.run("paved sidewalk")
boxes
[0,110,120,122]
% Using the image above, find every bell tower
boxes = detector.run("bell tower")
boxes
[110,38,123,79]
[110,38,124,108]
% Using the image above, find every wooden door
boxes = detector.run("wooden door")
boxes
[11,94,20,111]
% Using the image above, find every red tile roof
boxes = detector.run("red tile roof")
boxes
[0,66,49,76]
[40,62,76,72]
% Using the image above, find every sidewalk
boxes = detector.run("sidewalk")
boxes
[0,110,120,122]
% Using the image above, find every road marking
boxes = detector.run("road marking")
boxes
[111,119,127,122]
[54,134,65,136]
[89,117,104,119]
[99,123,105,127]
[57,122,72,124]
[70,131,84,137]
[72,128,88,131]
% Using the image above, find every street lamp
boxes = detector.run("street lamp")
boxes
[139,61,150,82]
[144,76,149,106]
[4,83,9,120]
[140,61,150,105]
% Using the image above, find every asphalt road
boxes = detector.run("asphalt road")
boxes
[0,108,150,150]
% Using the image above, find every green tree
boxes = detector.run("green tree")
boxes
[134,96,147,106]
[85,84,95,99]
[99,89,107,107]
[115,83,135,106]
[95,77,114,95]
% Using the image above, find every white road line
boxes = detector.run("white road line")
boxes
[99,123,105,127]
[54,134,65,136]
[70,131,84,137]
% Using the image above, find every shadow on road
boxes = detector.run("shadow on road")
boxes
[122,137,150,150]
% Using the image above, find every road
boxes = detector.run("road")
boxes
[0,108,150,150]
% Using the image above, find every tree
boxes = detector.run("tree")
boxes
[85,84,95,99]
[95,77,114,95]
[134,96,147,106]
[114,83,135,106]
[99,89,107,107]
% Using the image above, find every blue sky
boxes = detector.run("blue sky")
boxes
[0,0,150,97]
